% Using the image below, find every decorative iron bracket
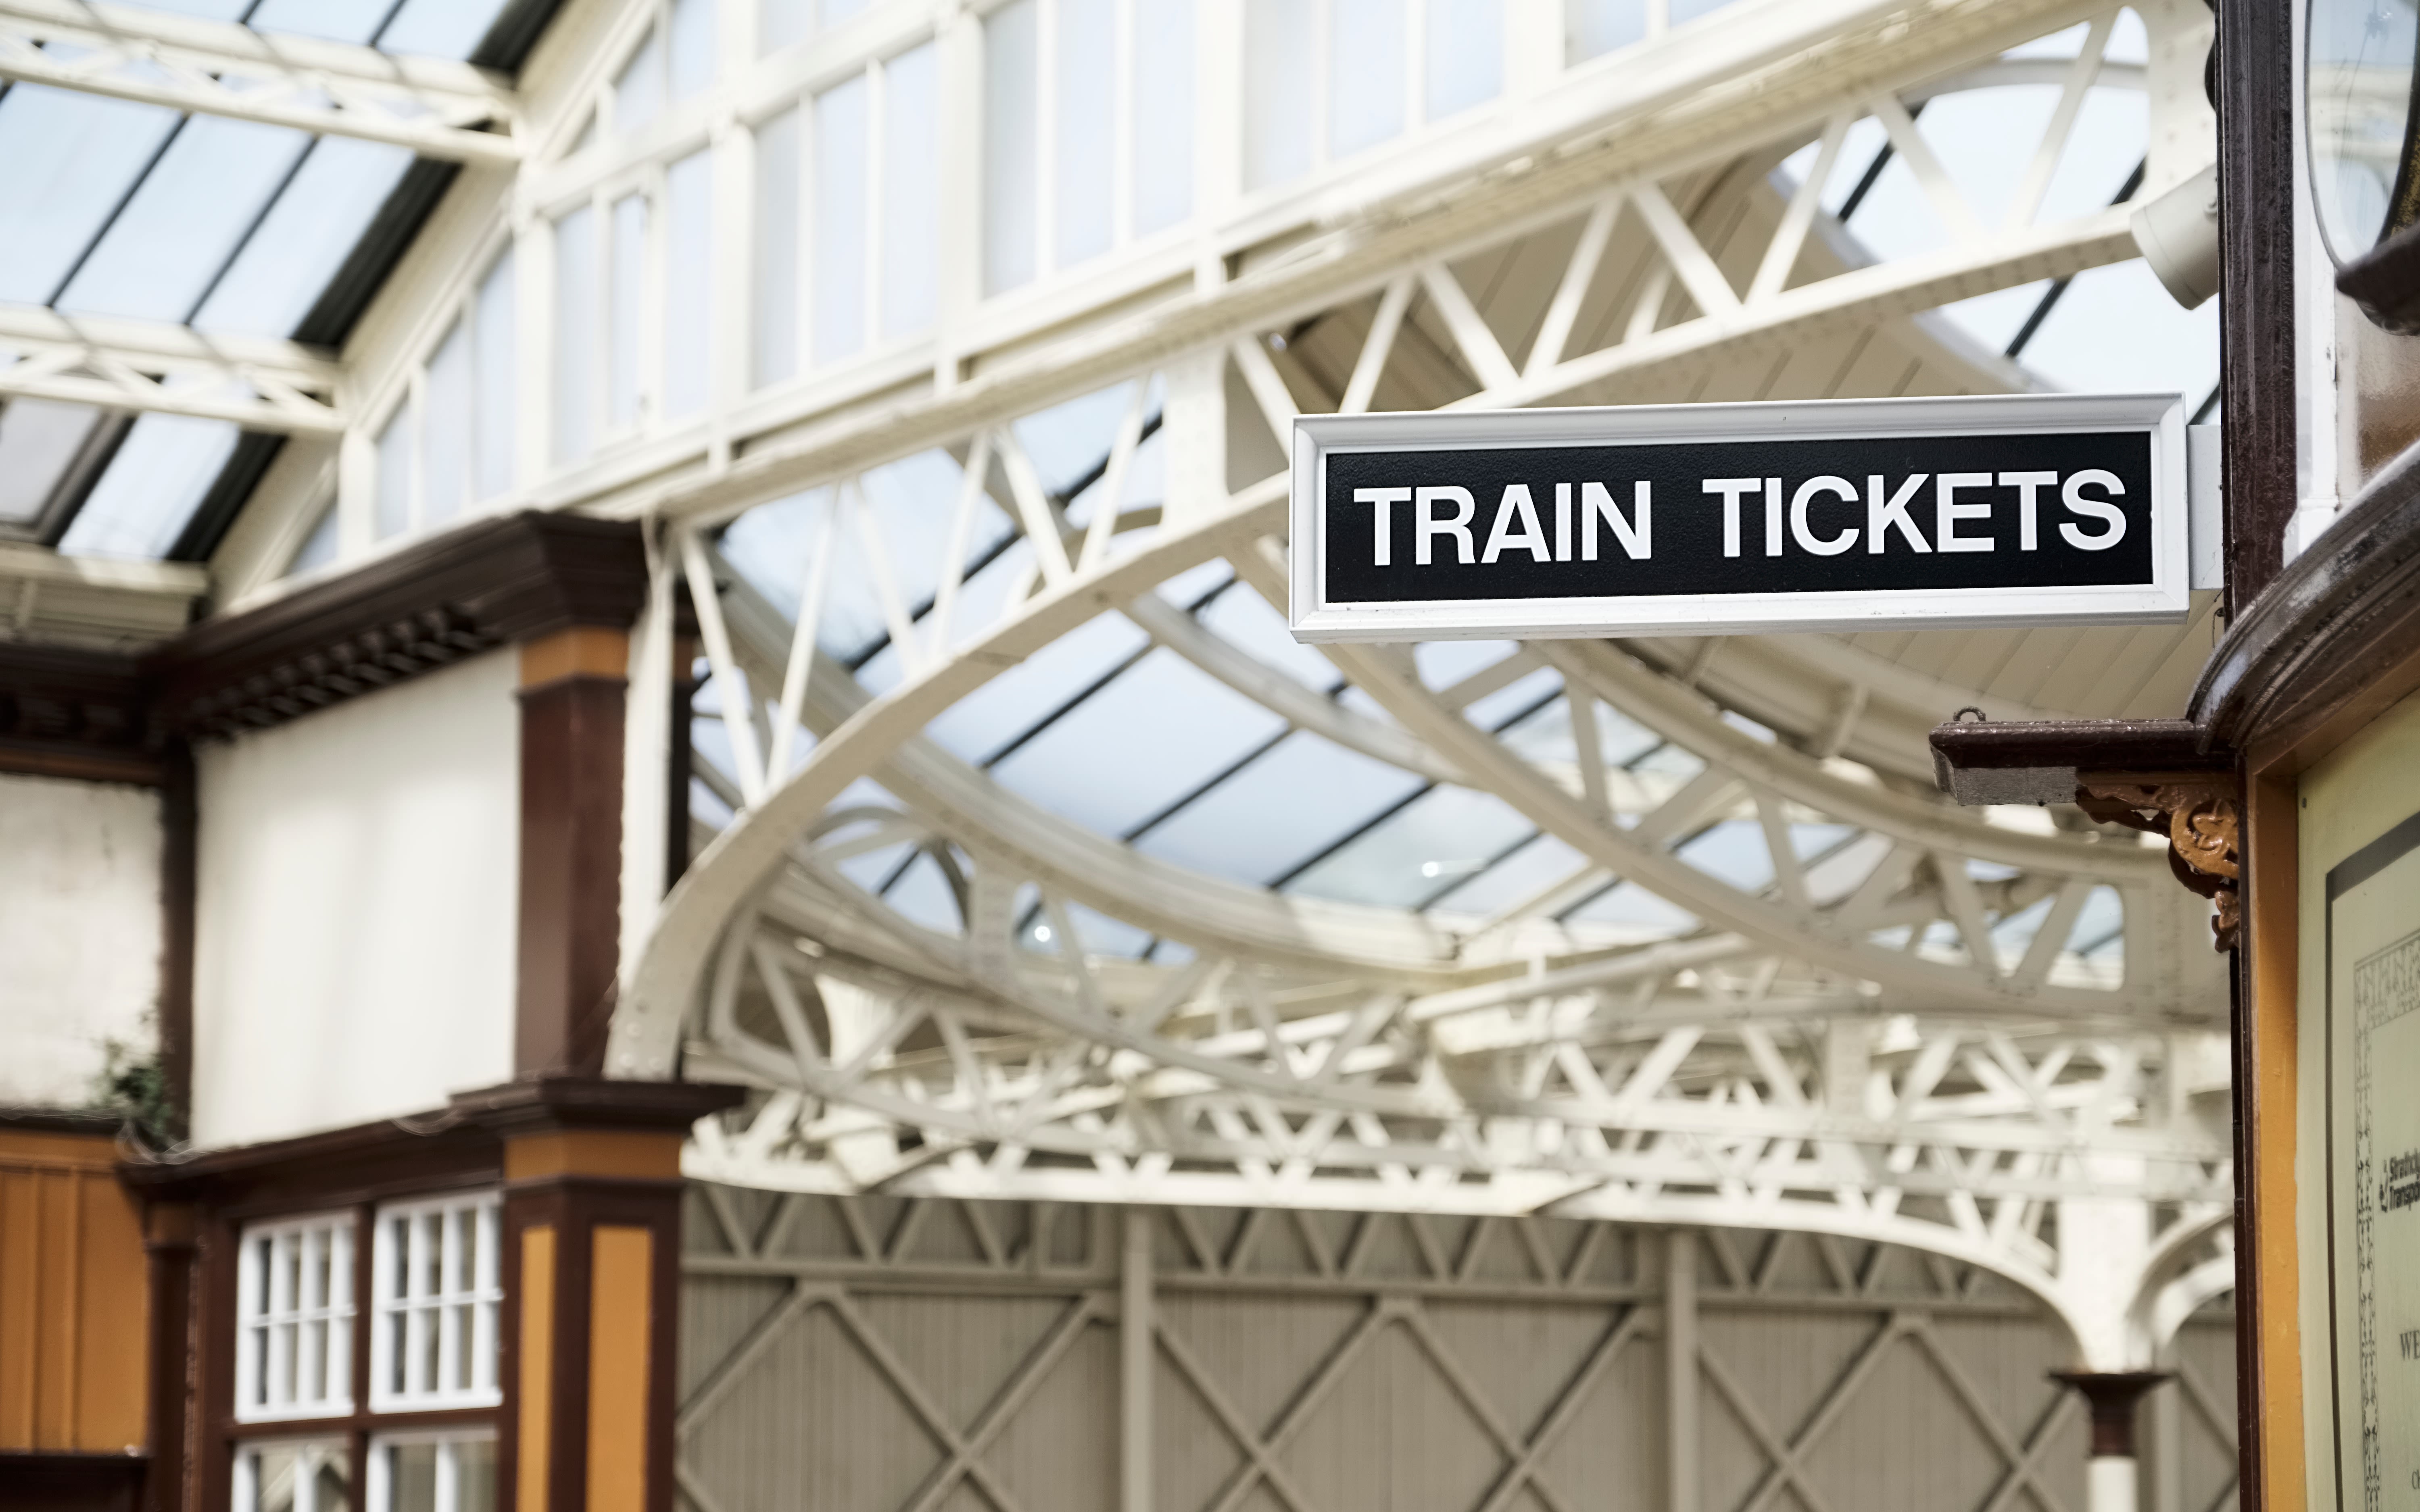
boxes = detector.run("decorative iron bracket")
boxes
[2076,773,2243,950]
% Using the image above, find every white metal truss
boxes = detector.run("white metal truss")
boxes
[0,302,343,434]
[596,0,2234,1365]
[0,0,519,163]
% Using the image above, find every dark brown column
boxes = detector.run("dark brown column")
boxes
[459,1080,739,1512]
[516,629,631,1078]
[140,1204,196,1512]
[2053,1371,2169,1458]
[2216,0,2297,616]
[159,742,195,1142]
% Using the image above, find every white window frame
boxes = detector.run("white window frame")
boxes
[981,0,1204,295]
[367,246,519,545]
[364,1428,499,1512]
[233,1437,352,1512]
[369,1190,504,1412]
[235,1212,357,1424]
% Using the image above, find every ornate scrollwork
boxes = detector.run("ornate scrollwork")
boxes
[2077,776,2243,950]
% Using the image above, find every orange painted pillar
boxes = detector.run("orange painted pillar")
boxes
[469,1082,738,1512]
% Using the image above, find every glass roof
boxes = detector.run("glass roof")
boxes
[0,0,523,563]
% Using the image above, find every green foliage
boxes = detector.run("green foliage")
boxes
[90,1025,178,1148]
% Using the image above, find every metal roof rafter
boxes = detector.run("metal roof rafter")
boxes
[0,0,522,164]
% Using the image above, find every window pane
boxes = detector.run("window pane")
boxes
[422,319,471,527]
[983,0,1039,293]
[1329,0,1406,159]
[1244,0,1316,189]
[813,75,869,361]
[388,1443,437,1512]
[552,205,596,463]
[1054,0,1115,268]
[288,503,340,576]
[753,106,801,387]
[1132,0,1195,235]
[670,0,717,100]
[762,0,812,51]
[881,43,940,337]
[453,1440,497,1512]
[665,149,713,419]
[609,192,647,429]
[473,249,515,500]
[1567,0,1644,61]
[375,404,414,539]
[616,25,666,135]
[237,1441,350,1512]
[1426,0,1502,120]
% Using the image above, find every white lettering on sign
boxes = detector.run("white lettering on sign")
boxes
[2060,469,2128,550]
[1790,476,1858,556]
[1415,485,1475,564]
[1356,470,2130,566]
[1480,485,1549,563]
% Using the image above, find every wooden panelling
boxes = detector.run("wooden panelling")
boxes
[678,1192,2243,1512]
[0,1132,150,1454]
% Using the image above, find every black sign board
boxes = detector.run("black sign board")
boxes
[1287,395,2188,643]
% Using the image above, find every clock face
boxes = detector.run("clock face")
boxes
[2312,0,2420,262]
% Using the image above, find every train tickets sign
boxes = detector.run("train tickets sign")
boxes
[1285,394,2189,643]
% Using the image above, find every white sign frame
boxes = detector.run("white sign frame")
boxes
[1287,392,2191,643]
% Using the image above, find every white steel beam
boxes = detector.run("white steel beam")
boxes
[0,302,343,433]
[0,0,520,164]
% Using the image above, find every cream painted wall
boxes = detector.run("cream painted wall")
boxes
[192,650,519,1149]
[0,773,162,1108]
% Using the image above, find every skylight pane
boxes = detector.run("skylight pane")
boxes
[0,86,179,305]
[1285,784,1533,907]
[987,648,1287,836]
[58,116,312,323]
[110,0,247,20]
[247,0,394,44]
[1133,731,1426,886]
[57,413,237,560]
[0,400,106,527]
[377,0,515,61]
[196,138,414,339]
